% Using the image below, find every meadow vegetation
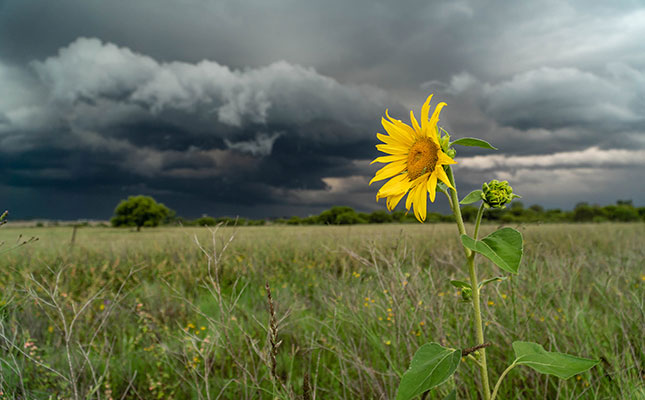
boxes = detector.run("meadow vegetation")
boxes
[0,223,643,399]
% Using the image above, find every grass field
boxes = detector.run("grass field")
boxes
[0,223,643,399]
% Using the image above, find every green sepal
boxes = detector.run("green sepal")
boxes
[460,228,523,274]
[512,341,599,379]
[449,280,473,302]
[436,181,449,195]
[460,190,484,205]
[450,137,497,150]
[478,276,508,289]
[449,280,471,289]
[395,343,461,400]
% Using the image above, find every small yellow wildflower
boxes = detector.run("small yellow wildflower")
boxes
[47,325,54,333]
[419,321,425,326]
[200,326,206,331]
[501,294,507,299]
[187,323,195,329]
[99,304,105,311]
[385,340,391,346]
[488,301,495,306]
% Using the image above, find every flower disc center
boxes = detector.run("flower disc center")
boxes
[407,137,438,180]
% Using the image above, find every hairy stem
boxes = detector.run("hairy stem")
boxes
[446,166,491,400]
[473,203,486,240]
[490,362,518,400]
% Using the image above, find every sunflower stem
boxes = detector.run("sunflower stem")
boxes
[446,166,492,400]
[474,203,485,240]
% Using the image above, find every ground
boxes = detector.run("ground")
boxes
[0,223,643,399]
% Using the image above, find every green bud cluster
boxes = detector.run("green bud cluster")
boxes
[437,127,457,159]
[482,180,520,209]
[460,287,473,302]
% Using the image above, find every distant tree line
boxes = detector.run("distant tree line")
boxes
[111,196,644,229]
[183,200,645,227]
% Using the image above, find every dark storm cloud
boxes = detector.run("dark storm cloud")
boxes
[1,0,645,218]
[0,37,398,217]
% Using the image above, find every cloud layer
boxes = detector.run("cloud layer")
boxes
[1,38,397,217]
[1,0,644,218]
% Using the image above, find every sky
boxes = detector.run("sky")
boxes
[1,0,644,220]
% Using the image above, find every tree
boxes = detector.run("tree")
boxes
[318,206,356,225]
[111,196,173,231]
[368,210,393,224]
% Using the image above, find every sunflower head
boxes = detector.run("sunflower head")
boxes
[482,179,520,209]
[370,94,457,222]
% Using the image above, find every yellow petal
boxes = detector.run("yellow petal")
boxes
[376,132,410,147]
[414,183,427,222]
[420,94,434,134]
[370,162,406,184]
[385,110,417,137]
[376,144,409,155]
[405,175,426,211]
[437,151,457,165]
[376,173,409,196]
[427,173,438,203]
[428,125,441,145]
[371,154,407,165]
[386,191,406,211]
[435,166,455,190]
[410,110,421,135]
[382,114,415,146]
[428,102,447,131]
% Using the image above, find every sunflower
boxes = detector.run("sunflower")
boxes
[370,94,457,222]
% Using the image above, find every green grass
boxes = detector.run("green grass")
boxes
[0,223,643,399]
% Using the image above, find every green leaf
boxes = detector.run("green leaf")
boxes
[436,181,449,194]
[460,190,484,205]
[443,389,457,400]
[396,343,461,400]
[513,341,599,379]
[478,276,508,289]
[449,280,471,289]
[450,137,497,150]
[460,228,523,274]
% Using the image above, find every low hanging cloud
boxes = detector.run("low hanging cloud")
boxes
[432,65,645,133]
[28,37,389,134]
[0,37,399,215]
[458,147,645,171]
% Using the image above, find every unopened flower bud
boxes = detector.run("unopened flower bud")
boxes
[447,148,457,159]
[461,287,473,302]
[482,180,520,209]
